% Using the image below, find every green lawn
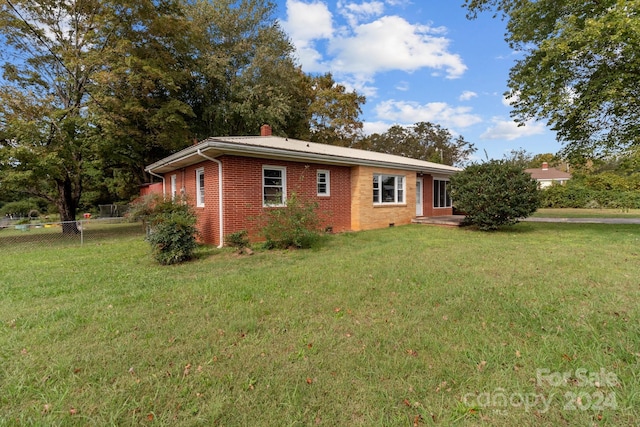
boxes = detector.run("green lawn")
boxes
[533,208,640,218]
[1,223,638,426]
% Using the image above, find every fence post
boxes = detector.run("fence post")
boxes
[80,220,84,245]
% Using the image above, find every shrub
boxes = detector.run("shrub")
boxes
[130,195,198,265]
[225,230,250,249]
[260,192,321,249]
[450,160,540,231]
[0,200,40,218]
[540,182,640,209]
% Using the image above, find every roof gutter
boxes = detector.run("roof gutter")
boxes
[197,149,224,248]
[147,170,166,194]
[145,140,460,176]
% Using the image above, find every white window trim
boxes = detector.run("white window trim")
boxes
[170,174,177,199]
[196,168,205,207]
[262,165,287,207]
[433,178,452,208]
[373,173,406,205]
[317,169,330,196]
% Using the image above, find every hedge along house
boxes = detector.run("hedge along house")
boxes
[145,125,460,247]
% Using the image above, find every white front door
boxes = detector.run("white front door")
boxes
[416,178,423,216]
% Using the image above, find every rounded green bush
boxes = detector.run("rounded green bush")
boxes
[450,160,540,230]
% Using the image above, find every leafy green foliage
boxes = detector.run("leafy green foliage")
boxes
[450,160,540,230]
[131,195,198,265]
[358,121,475,166]
[465,0,640,156]
[260,193,321,249]
[0,199,42,217]
[225,230,250,250]
[305,73,366,147]
[540,181,640,210]
[0,0,197,227]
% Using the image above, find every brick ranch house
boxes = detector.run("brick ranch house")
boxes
[144,125,460,247]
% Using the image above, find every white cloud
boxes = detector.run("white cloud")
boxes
[395,81,410,91]
[459,91,478,101]
[330,16,466,78]
[502,92,518,107]
[282,1,467,88]
[362,120,394,135]
[374,99,482,129]
[281,0,334,71]
[480,117,546,141]
[282,0,333,41]
[338,1,385,27]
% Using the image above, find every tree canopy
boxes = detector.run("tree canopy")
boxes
[464,0,640,156]
[358,122,476,166]
[0,0,367,228]
[450,160,540,230]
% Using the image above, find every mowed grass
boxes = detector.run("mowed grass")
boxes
[1,223,638,426]
[533,208,640,218]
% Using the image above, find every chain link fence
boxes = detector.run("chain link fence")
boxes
[0,217,145,249]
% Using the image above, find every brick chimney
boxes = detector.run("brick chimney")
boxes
[260,124,272,137]
[542,162,549,170]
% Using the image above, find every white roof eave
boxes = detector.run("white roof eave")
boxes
[145,139,461,176]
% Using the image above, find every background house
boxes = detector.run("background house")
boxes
[525,162,571,188]
[145,125,460,246]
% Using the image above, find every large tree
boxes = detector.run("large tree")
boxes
[0,0,196,231]
[464,0,640,156]
[305,73,365,147]
[184,0,306,138]
[358,122,475,166]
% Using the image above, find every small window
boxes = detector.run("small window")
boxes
[433,179,451,208]
[196,168,205,207]
[170,174,177,199]
[263,166,286,206]
[317,170,330,196]
[373,174,405,204]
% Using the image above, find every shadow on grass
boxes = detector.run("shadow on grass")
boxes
[458,221,539,234]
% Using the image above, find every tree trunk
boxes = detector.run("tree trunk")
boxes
[56,177,80,235]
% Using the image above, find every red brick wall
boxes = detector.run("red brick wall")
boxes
[422,175,453,216]
[220,156,352,244]
[163,161,221,245]
[140,182,163,197]
[164,156,352,246]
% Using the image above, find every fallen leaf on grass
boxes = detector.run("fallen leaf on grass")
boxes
[147,413,154,421]
[183,363,191,377]
[477,360,487,371]
[306,377,313,385]
[69,408,77,415]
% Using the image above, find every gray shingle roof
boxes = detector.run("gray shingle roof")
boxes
[146,135,461,176]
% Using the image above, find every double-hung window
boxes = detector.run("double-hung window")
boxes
[196,168,205,207]
[373,174,405,204]
[433,179,451,208]
[263,166,286,206]
[317,170,330,196]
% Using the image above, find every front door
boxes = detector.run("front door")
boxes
[416,178,423,216]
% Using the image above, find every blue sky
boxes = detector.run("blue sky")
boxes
[275,0,562,161]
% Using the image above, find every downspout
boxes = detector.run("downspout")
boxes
[148,170,166,194]
[197,149,224,248]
